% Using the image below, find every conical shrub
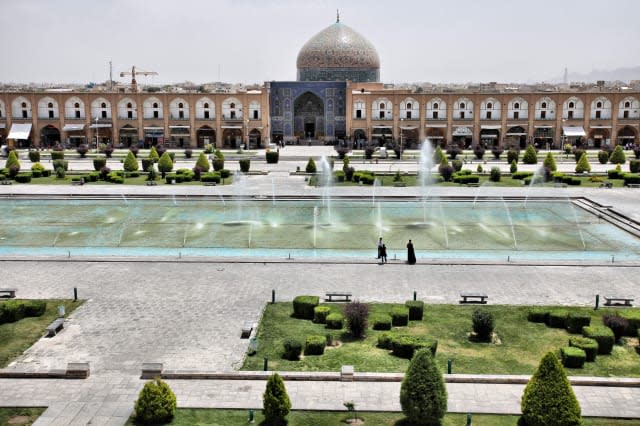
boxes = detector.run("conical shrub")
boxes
[543,152,557,172]
[149,146,160,162]
[520,352,582,426]
[195,152,210,172]
[609,145,626,165]
[123,151,139,172]
[575,152,591,173]
[400,348,447,425]
[134,378,177,424]
[263,373,291,424]
[523,145,538,164]
[5,150,20,171]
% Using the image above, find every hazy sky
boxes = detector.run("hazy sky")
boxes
[2,0,639,85]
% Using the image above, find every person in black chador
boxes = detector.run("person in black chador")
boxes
[377,237,383,259]
[406,239,416,265]
[380,244,387,264]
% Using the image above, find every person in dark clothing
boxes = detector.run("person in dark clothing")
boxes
[407,239,416,264]
[381,244,387,263]
[377,237,383,259]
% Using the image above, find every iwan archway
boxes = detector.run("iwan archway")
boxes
[294,91,324,139]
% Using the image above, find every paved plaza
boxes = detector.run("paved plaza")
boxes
[1,148,640,424]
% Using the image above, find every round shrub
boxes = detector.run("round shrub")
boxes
[491,147,504,160]
[472,309,494,341]
[569,336,598,362]
[372,314,392,331]
[220,169,231,179]
[391,306,409,327]
[377,333,393,349]
[630,159,640,173]
[266,150,279,164]
[473,145,485,160]
[451,159,462,172]
[439,163,454,182]
[582,326,614,355]
[490,166,501,182]
[521,352,582,426]
[507,149,519,164]
[400,349,447,425]
[304,335,326,355]
[325,313,344,329]
[561,346,586,369]
[609,145,626,164]
[50,150,65,160]
[546,311,568,329]
[103,145,113,158]
[527,309,548,323]
[566,313,591,334]
[602,314,629,342]
[134,378,177,425]
[14,173,32,183]
[76,144,89,158]
[93,156,107,171]
[598,150,610,164]
[184,148,193,159]
[405,300,424,321]
[292,295,319,320]
[523,144,538,164]
[313,306,331,324]
[446,145,461,160]
[28,150,40,162]
[263,373,291,424]
[345,301,369,338]
[239,158,250,173]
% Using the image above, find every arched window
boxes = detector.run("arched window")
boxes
[625,101,631,108]
[541,102,547,108]
[433,103,438,109]
[379,103,385,109]
[406,103,412,110]
[487,102,492,109]
[597,101,602,108]
[514,102,520,109]
[460,102,465,109]
[569,102,574,108]
[127,102,132,108]
[230,103,235,109]
[22,102,26,108]
[101,102,106,108]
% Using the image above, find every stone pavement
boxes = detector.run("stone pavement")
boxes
[0,166,639,424]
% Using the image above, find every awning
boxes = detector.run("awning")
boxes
[88,124,112,129]
[425,124,447,128]
[619,136,636,139]
[63,124,84,132]
[534,125,554,129]
[169,125,190,129]
[400,126,417,130]
[452,127,472,136]
[481,125,502,130]
[221,125,242,129]
[8,123,32,139]
[372,125,392,129]
[143,126,164,131]
[120,127,137,132]
[481,134,498,139]
[506,132,527,136]
[425,136,444,139]
[563,126,586,137]
[590,125,612,129]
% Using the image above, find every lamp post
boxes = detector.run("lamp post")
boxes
[94,116,99,153]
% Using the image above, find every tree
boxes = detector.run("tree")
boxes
[575,152,591,173]
[520,352,582,426]
[344,301,369,338]
[134,378,177,424]
[123,151,139,172]
[523,145,538,164]
[400,349,447,426]
[510,160,518,173]
[148,145,160,162]
[5,150,20,172]
[195,152,210,172]
[263,373,291,425]
[306,157,316,173]
[433,145,444,164]
[158,152,173,178]
[543,152,557,172]
[609,145,626,165]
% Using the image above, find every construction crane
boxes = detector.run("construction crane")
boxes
[120,66,158,92]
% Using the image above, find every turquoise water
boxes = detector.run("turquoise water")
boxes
[0,198,637,261]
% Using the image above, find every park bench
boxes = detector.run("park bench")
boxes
[203,182,217,186]
[145,181,157,186]
[459,292,488,304]
[241,320,254,338]
[0,288,17,298]
[627,184,640,188]
[325,292,352,302]
[603,296,634,307]
[466,183,479,187]
[554,183,568,188]
[600,182,613,188]
[46,318,65,337]
[1,180,12,185]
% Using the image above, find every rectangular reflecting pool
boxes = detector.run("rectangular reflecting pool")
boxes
[0,197,638,261]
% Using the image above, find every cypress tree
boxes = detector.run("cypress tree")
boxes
[263,373,291,424]
[543,152,557,172]
[520,352,582,426]
[575,152,591,173]
[123,151,139,172]
[400,348,447,425]
[306,157,316,173]
[5,150,20,171]
[148,145,160,162]
[523,144,538,164]
[195,152,210,172]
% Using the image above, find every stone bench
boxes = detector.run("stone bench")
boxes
[627,184,640,188]
[600,182,613,188]
[1,180,12,185]
[604,296,634,307]
[241,320,254,339]
[325,292,352,302]
[466,182,480,187]
[145,181,158,186]
[203,182,217,186]
[46,318,65,337]
[0,288,17,298]
[459,293,488,304]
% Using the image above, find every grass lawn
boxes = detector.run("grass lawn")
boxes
[243,303,640,376]
[0,299,83,368]
[126,409,640,425]
[0,407,45,425]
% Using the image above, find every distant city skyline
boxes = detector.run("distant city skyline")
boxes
[2,0,640,85]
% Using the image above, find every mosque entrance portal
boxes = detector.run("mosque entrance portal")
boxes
[294,91,324,139]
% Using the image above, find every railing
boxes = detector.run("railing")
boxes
[425,116,447,121]
[64,116,86,120]
[194,116,216,121]
[118,116,137,120]
[452,117,473,121]
[169,115,190,121]
[372,116,393,121]
[352,116,367,120]
[38,116,59,120]
[222,115,243,121]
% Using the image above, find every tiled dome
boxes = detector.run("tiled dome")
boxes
[296,21,380,82]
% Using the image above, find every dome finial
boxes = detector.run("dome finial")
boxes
[336,9,340,23]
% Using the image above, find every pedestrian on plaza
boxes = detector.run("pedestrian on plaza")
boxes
[381,244,387,264]
[406,239,416,265]
[377,237,383,259]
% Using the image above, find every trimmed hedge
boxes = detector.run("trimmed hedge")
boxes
[561,347,586,369]
[608,169,626,180]
[583,326,615,355]
[511,171,533,180]
[391,306,409,327]
[14,173,32,183]
[377,333,393,349]
[391,336,438,359]
[325,313,344,329]
[304,335,326,355]
[371,314,392,330]
[282,339,302,360]
[569,336,598,362]
[292,296,319,320]
[624,173,640,186]
[566,313,591,334]
[313,306,331,324]
[619,310,640,336]
[546,311,568,328]
[405,300,424,321]
[266,151,279,164]
[0,300,47,325]
[201,172,221,183]
[452,174,480,184]
[527,309,548,323]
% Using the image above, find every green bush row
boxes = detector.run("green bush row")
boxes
[292,295,319,320]
[0,300,46,324]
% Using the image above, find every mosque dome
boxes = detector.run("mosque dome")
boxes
[296,17,380,82]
